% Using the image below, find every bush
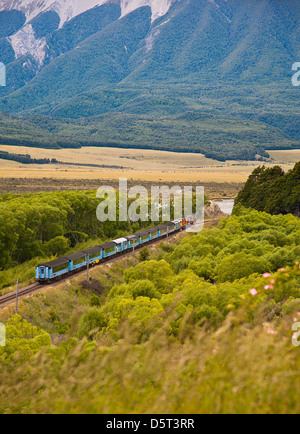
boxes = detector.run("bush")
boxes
[129,280,161,300]
[139,247,150,262]
[78,308,107,338]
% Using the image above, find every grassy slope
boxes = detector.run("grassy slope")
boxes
[0,209,299,413]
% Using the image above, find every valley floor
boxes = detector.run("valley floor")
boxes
[0,146,298,195]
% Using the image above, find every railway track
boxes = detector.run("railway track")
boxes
[0,283,41,307]
[0,218,222,309]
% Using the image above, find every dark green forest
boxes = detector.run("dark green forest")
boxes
[235,162,300,216]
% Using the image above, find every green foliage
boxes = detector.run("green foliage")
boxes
[0,104,297,161]
[215,252,270,282]
[0,190,146,270]
[0,208,300,413]
[78,308,107,338]
[167,209,300,283]
[129,280,161,300]
[125,260,174,293]
[45,4,121,61]
[30,11,60,39]
[0,263,299,413]
[0,315,51,365]
[139,247,150,262]
[0,10,25,38]
[90,295,101,307]
[235,163,300,216]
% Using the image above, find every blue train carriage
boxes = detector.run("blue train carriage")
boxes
[83,245,103,267]
[167,221,177,233]
[135,230,151,245]
[113,238,130,254]
[158,223,168,237]
[148,226,160,240]
[159,222,176,237]
[125,234,139,249]
[36,257,69,283]
[65,251,87,273]
[100,241,117,259]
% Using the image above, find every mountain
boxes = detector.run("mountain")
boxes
[0,0,299,161]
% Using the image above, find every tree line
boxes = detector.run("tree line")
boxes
[0,191,146,270]
[0,150,58,165]
[235,162,300,216]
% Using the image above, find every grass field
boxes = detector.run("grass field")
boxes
[0,146,297,186]
[268,149,300,163]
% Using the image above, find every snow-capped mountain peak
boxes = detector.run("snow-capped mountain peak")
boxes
[120,0,174,22]
[0,0,174,27]
[0,0,175,69]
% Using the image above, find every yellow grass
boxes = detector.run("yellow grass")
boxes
[0,145,297,183]
[268,149,300,164]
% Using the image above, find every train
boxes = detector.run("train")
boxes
[36,217,195,284]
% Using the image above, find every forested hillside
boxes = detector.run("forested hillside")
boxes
[0,191,142,270]
[0,106,298,161]
[0,208,299,413]
[0,0,299,160]
[235,162,300,216]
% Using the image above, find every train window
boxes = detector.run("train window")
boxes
[151,231,159,237]
[53,263,68,273]
[141,235,149,241]
[89,252,101,260]
[73,257,86,266]
[105,246,115,254]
